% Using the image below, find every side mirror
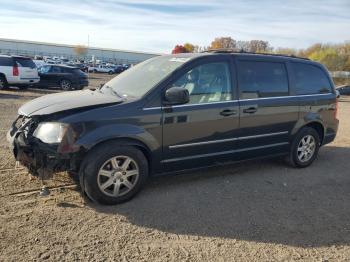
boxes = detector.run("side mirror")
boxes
[164,86,190,105]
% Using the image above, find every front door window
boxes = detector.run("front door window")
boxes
[171,62,232,104]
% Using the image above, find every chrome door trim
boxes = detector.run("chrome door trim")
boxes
[162,142,289,163]
[168,131,288,149]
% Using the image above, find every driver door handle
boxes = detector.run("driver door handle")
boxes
[220,109,237,116]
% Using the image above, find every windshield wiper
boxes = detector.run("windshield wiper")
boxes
[103,85,124,99]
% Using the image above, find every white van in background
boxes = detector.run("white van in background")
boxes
[0,55,40,90]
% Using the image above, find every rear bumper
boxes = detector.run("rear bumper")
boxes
[323,133,337,145]
[74,79,88,89]
[322,119,339,145]
[8,78,40,85]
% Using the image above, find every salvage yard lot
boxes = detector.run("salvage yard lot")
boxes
[0,76,349,261]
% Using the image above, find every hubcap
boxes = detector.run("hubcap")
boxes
[61,80,71,90]
[297,135,316,162]
[97,156,139,197]
[0,79,4,89]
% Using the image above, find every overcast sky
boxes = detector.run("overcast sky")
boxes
[0,0,349,53]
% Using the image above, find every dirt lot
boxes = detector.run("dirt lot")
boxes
[0,75,349,261]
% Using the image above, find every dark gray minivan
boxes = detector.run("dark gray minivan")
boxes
[7,51,339,204]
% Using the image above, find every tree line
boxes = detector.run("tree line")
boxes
[172,37,350,72]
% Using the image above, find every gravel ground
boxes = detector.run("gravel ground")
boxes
[0,75,349,261]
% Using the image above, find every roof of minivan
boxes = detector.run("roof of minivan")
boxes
[168,51,313,64]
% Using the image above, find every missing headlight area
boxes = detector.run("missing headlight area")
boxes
[8,115,83,180]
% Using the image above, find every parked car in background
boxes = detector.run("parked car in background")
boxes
[7,52,339,204]
[66,63,88,73]
[0,55,39,90]
[37,64,88,90]
[88,65,115,74]
[113,64,125,73]
[336,85,350,96]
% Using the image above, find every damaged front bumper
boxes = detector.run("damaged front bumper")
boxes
[7,116,81,178]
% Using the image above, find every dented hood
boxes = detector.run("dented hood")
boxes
[18,90,123,116]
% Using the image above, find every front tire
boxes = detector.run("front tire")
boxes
[81,144,148,205]
[288,127,320,168]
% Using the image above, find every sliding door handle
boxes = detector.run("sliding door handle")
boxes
[243,107,257,114]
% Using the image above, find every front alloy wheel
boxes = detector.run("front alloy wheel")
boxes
[81,144,148,205]
[97,156,139,197]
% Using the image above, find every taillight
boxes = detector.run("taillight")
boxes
[334,98,339,120]
[13,65,19,76]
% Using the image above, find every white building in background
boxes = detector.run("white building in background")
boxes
[0,38,160,64]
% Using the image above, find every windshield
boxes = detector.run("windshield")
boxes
[100,56,190,98]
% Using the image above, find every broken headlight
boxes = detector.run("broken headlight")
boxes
[33,122,69,144]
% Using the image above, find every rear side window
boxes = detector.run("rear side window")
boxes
[0,57,14,66]
[14,58,36,69]
[72,68,84,74]
[292,63,332,95]
[50,66,62,73]
[61,68,72,73]
[238,61,289,99]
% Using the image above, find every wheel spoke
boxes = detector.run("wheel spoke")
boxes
[122,179,133,189]
[113,183,120,196]
[121,158,131,170]
[125,170,138,178]
[101,178,114,190]
[110,158,119,169]
[99,169,112,178]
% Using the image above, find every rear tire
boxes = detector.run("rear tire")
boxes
[0,76,8,90]
[60,79,72,91]
[288,127,320,168]
[80,143,148,205]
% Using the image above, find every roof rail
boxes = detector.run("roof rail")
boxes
[203,48,310,60]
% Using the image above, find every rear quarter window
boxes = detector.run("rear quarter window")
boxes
[291,62,332,95]
[14,58,36,69]
[0,57,14,66]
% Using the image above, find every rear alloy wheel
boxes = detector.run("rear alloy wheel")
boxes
[108,71,113,75]
[60,79,72,91]
[288,127,320,168]
[81,144,148,205]
[0,76,8,90]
